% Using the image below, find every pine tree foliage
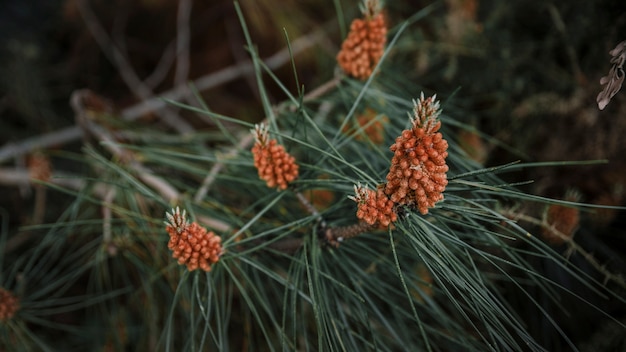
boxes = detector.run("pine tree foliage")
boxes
[1,1,625,351]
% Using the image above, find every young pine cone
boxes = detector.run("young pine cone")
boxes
[384,94,449,215]
[337,3,387,80]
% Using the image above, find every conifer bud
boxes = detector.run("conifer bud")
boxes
[27,152,52,183]
[541,191,580,245]
[0,288,19,322]
[251,123,299,190]
[349,183,397,227]
[337,0,387,80]
[342,108,388,145]
[384,93,449,214]
[165,207,223,272]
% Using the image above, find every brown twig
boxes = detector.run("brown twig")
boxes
[32,185,47,225]
[174,0,192,88]
[0,168,110,198]
[76,0,194,134]
[501,209,626,289]
[322,222,376,248]
[0,28,327,164]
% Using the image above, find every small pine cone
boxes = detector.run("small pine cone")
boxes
[541,191,581,245]
[343,108,389,145]
[165,208,223,272]
[252,124,299,190]
[336,3,387,80]
[27,152,52,182]
[384,94,449,214]
[0,288,19,322]
[350,184,397,227]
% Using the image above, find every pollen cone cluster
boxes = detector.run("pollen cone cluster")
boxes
[28,152,52,182]
[350,184,397,227]
[337,0,387,80]
[252,123,299,190]
[349,94,449,225]
[541,191,581,245]
[343,108,389,145]
[0,288,19,322]
[384,94,449,215]
[165,207,223,272]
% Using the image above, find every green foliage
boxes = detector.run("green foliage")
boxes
[1,1,625,351]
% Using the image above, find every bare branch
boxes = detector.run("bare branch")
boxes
[174,0,193,87]
[76,0,194,133]
[0,28,326,164]
[501,209,626,289]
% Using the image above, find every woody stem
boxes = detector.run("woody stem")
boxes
[322,222,375,247]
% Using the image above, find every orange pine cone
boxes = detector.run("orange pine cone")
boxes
[384,94,449,214]
[0,287,19,322]
[342,108,389,145]
[541,191,581,245]
[251,124,299,190]
[165,207,223,272]
[27,152,52,182]
[336,4,387,80]
[350,184,397,227]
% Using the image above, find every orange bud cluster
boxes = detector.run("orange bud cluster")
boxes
[165,207,223,272]
[541,191,580,245]
[27,152,52,182]
[252,124,299,190]
[337,0,387,80]
[349,184,397,227]
[0,288,19,322]
[349,94,449,227]
[343,108,389,145]
[384,94,449,214]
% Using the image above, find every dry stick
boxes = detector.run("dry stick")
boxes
[70,90,232,233]
[293,189,374,248]
[322,222,376,248]
[0,127,82,164]
[0,167,110,255]
[0,168,109,198]
[193,75,341,204]
[0,168,30,186]
[126,28,327,120]
[174,0,192,88]
[0,29,327,164]
[502,210,626,289]
[76,0,194,134]
[32,185,47,225]
[294,192,326,228]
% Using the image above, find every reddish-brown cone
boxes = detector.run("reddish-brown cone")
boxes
[0,288,19,322]
[343,108,389,145]
[349,183,397,227]
[27,152,52,182]
[252,124,299,190]
[337,0,387,80]
[165,207,223,272]
[384,94,449,214]
[541,191,581,245]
